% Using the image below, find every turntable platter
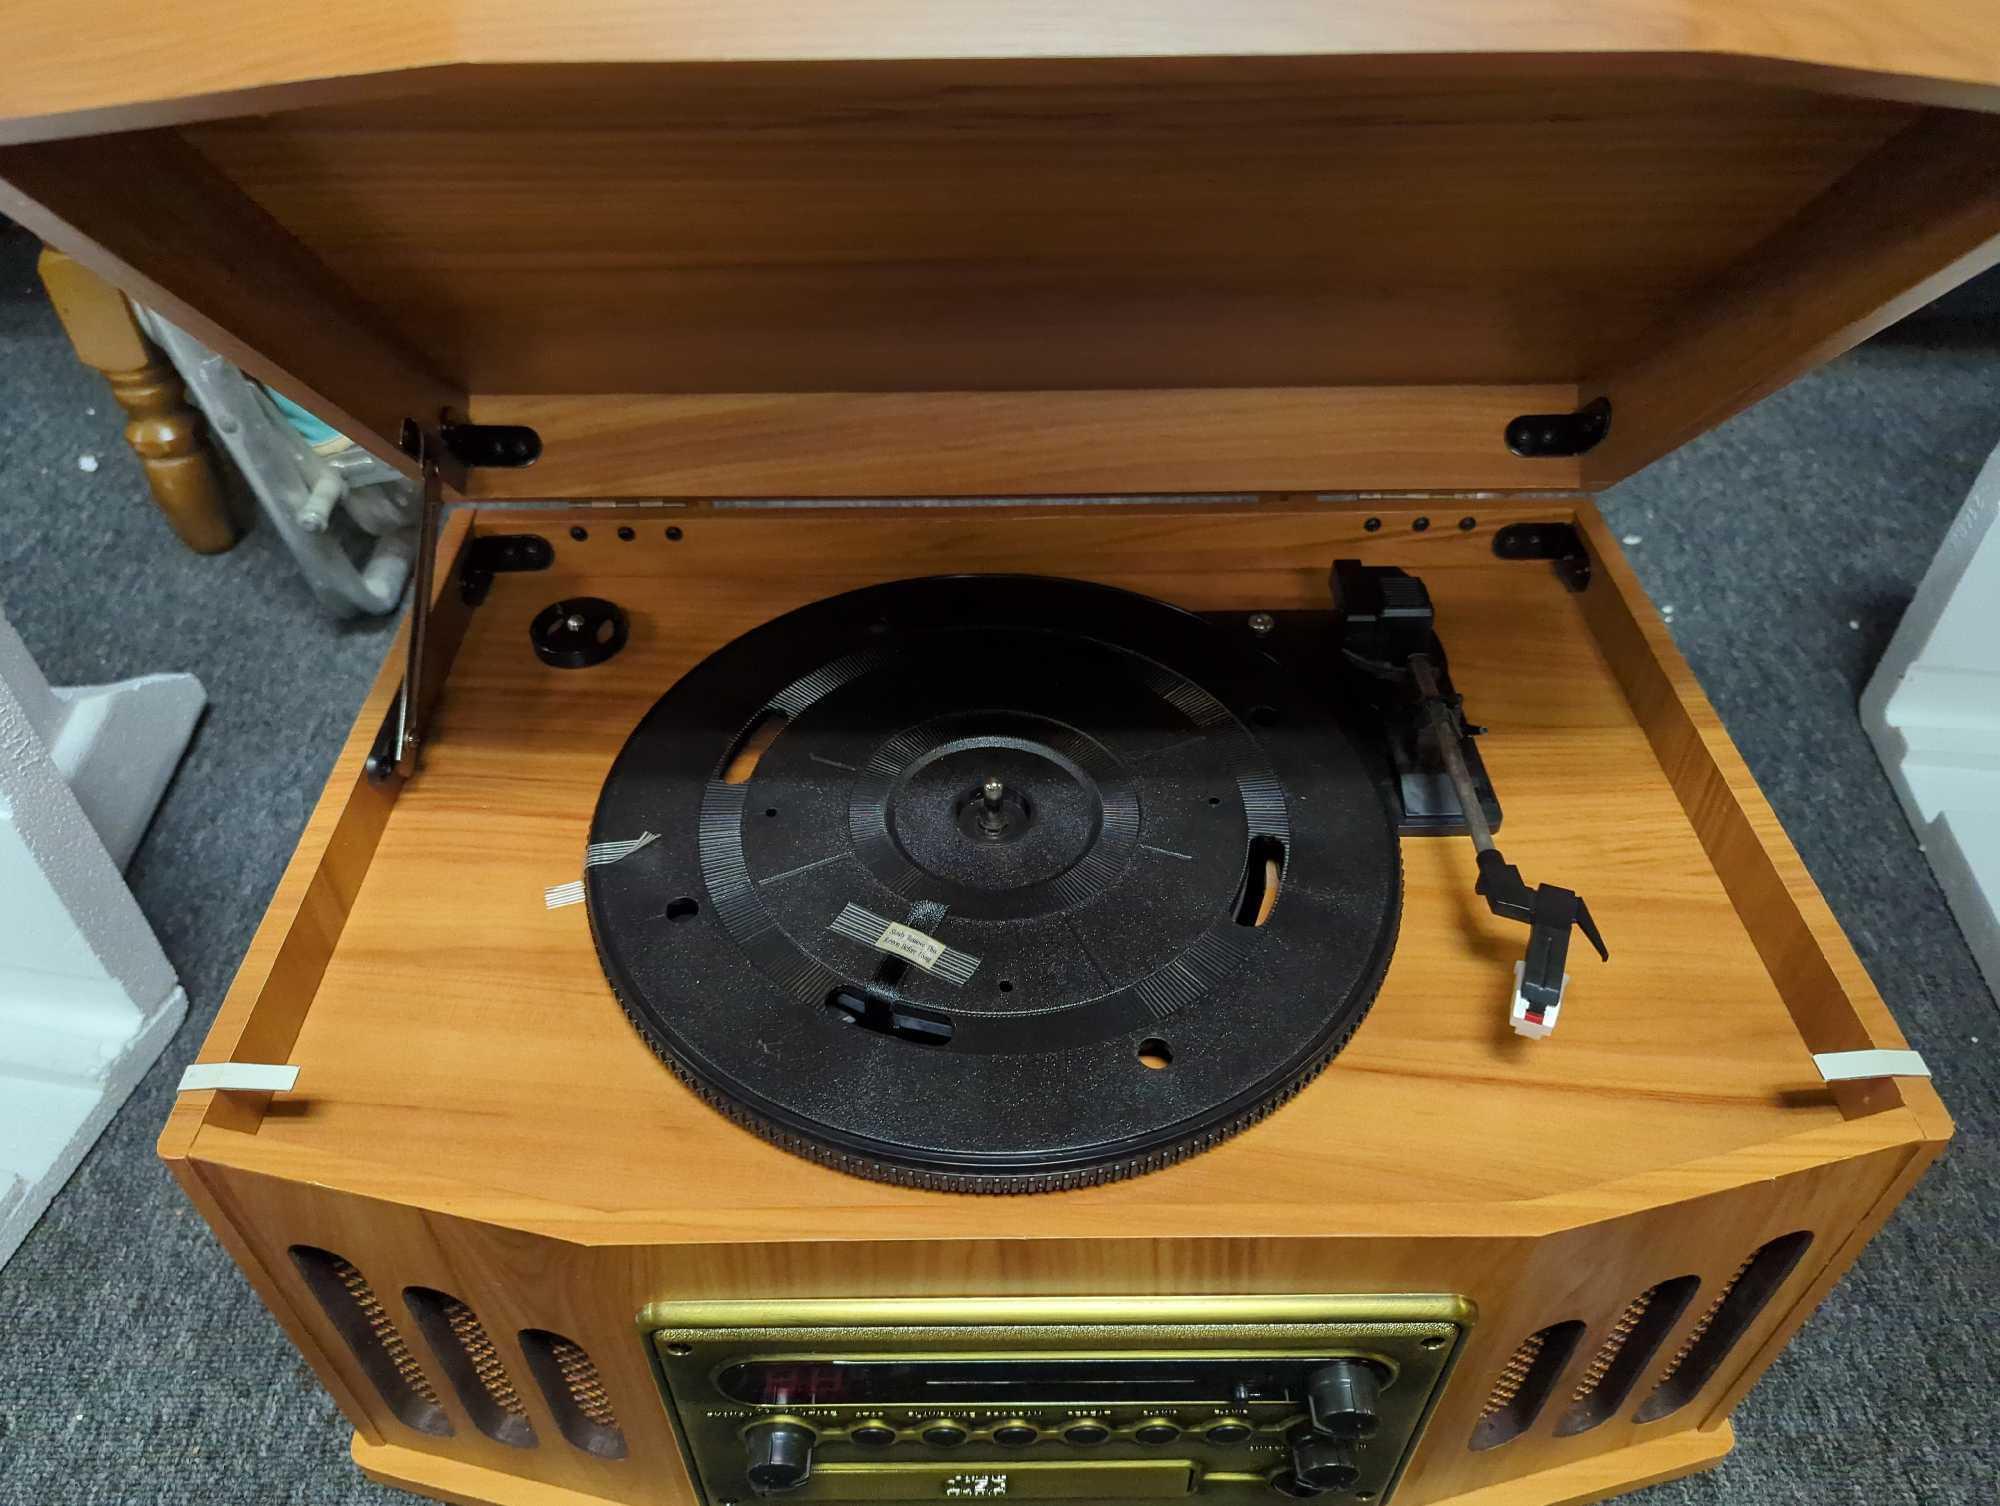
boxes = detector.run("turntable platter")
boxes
[586,576,1400,1191]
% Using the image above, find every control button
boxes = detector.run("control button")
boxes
[1267,1469,1325,1499]
[849,1422,897,1448]
[1204,1419,1255,1445]
[921,1422,970,1448]
[1062,1421,1112,1446]
[1306,1361,1382,1440]
[1133,1418,1182,1445]
[992,1422,1038,1446]
[1289,1434,1359,1494]
[744,1420,816,1495]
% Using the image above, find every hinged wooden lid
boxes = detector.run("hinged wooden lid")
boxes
[4,6,2000,500]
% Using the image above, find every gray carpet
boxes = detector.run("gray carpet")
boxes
[0,215,1995,1504]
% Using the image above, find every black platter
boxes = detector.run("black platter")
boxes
[586,576,1401,1192]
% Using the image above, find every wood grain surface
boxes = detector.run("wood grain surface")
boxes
[1581,108,2000,485]
[176,502,1932,1237]
[188,1114,1916,1506]
[349,1418,1738,1506]
[0,129,457,479]
[462,388,1585,499]
[5,2,2000,144]
[179,70,1910,399]
[6,64,1996,496]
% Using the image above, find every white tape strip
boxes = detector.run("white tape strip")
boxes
[1812,1049,1932,1082]
[546,831,660,908]
[178,1062,300,1093]
[829,902,981,984]
[585,831,659,867]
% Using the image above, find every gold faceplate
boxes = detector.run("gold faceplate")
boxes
[640,1296,1473,1506]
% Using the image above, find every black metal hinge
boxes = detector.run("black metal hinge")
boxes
[366,418,543,783]
[460,533,554,606]
[1505,397,1611,458]
[1492,521,1593,593]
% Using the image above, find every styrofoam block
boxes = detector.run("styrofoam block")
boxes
[1863,437,2000,995]
[0,989,186,1270]
[1,615,204,869]
[0,607,198,1270]
[42,672,206,868]
[1927,809,2000,988]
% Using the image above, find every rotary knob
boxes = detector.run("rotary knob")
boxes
[744,1420,816,1495]
[1306,1360,1381,1440]
[1288,1433,1359,1494]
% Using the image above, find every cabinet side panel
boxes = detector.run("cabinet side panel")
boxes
[1572,504,1950,1136]
[157,512,476,1150]
[167,1156,389,1446]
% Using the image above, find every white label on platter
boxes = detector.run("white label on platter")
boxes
[875,920,949,971]
[829,903,981,984]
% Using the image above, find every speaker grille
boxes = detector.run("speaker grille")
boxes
[1636,1231,1815,1423]
[1483,1330,1544,1418]
[1554,1275,1700,1436]
[1470,1319,1585,1451]
[405,1287,537,1448]
[521,1328,627,1459]
[289,1246,450,1436]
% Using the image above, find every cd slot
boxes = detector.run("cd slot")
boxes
[716,1356,1348,1407]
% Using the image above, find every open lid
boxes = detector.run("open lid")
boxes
[4,7,1999,500]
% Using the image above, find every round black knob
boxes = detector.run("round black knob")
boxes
[993,1422,1038,1446]
[922,1422,970,1448]
[744,1421,816,1495]
[1204,1419,1254,1445]
[1289,1434,1359,1494]
[1133,1418,1182,1444]
[1063,1420,1111,1446]
[849,1422,897,1448]
[1306,1361,1381,1440]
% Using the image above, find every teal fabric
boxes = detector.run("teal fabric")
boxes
[265,387,347,449]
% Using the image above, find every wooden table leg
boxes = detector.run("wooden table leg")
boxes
[36,246,240,555]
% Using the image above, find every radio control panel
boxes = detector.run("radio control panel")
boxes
[641,1297,1471,1506]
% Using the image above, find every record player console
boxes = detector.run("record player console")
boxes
[139,497,1950,1506]
[3,12,1991,1506]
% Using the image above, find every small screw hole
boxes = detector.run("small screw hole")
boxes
[666,897,699,922]
[1207,795,1222,806]
[1458,516,1477,531]
[665,525,684,541]
[617,525,635,541]
[1363,517,1382,532]
[1412,515,1431,532]
[765,807,779,817]
[1421,1336,1446,1350]
[665,1343,693,1356]
[998,980,1014,994]
[569,525,588,541]
[1138,1038,1173,1069]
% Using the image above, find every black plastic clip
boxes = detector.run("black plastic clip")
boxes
[460,533,554,606]
[1505,396,1611,458]
[438,421,541,470]
[1475,849,1610,1025]
[1492,521,1592,593]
